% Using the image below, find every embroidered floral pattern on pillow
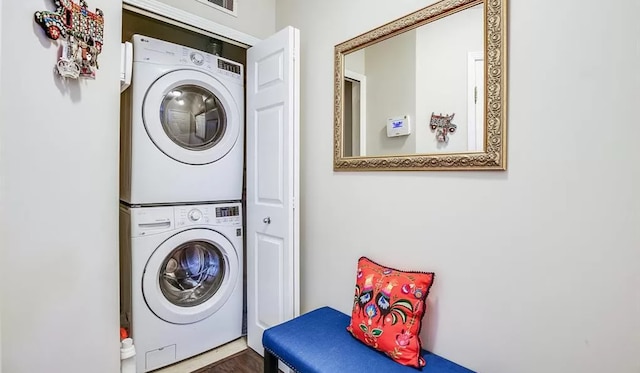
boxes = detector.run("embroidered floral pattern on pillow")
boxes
[347,257,435,368]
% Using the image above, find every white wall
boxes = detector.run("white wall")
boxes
[276,0,640,372]
[415,5,483,153]
[155,0,276,39]
[0,1,122,372]
[365,30,416,156]
[0,1,3,371]
[344,49,365,75]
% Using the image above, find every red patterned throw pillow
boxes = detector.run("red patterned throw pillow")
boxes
[347,257,435,368]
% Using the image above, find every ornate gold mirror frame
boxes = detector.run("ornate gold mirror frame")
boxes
[334,0,507,171]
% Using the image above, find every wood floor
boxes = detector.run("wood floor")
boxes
[191,349,263,373]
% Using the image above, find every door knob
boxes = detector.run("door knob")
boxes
[263,217,271,224]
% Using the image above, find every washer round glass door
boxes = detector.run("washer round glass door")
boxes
[143,228,239,324]
[143,69,240,165]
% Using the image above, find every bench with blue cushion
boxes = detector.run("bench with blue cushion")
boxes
[262,306,475,373]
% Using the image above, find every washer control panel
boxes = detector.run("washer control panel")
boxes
[175,203,242,227]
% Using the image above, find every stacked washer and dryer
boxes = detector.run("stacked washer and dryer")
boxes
[120,35,245,372]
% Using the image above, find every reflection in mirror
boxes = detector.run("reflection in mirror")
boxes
[343,3,484,158]
[343,68,366,157]
[334,0,507,171]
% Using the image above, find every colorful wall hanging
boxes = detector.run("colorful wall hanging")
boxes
[34,0,105,79]
[429,112,457,143]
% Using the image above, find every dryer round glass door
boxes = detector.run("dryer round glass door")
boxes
[143,69,241,165]
[143,228,239,324]
[160,84,227,151]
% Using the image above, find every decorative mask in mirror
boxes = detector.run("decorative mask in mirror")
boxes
[334,0,507,171]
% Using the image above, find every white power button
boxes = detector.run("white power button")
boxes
[188,209,203,221]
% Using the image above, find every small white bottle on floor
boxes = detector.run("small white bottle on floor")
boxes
[120,338,137,373]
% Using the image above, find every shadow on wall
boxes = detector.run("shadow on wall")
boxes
[422,295,440,352]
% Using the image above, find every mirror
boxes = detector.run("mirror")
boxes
[334,0,507,171]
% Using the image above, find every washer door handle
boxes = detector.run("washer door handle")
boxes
[263,217,271,224]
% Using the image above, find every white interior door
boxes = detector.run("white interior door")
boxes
[246,26,300,355]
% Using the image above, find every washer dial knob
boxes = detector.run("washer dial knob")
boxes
[188,209,203,222]
[190,52,204,66]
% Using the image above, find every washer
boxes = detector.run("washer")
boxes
[120,202,243,372]
[121,34,244,205]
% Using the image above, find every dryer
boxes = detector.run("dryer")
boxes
[120,202,243,372]
[121,35,244,205]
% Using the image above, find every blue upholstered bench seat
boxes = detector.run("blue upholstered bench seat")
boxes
[262,306,475,373]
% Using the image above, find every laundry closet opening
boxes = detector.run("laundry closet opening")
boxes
[122,10,247,64]
[119,8,251,372]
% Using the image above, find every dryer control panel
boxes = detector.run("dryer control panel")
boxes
[132,35,243,83]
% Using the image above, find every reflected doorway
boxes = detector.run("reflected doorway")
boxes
[343,70,367,157]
